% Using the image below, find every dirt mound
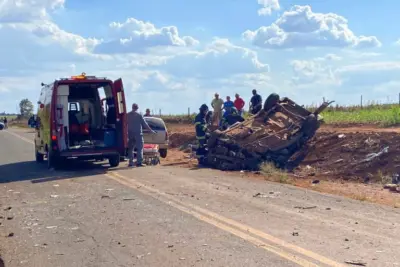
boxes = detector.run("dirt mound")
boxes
[169,132,196,149]
[301,132,400,180]
[169,130,400,181]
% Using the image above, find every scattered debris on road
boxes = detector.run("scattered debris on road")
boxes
[383,184,400,193]
[253,192,280,198]
[294,206,317,210]
[344,260,367,266]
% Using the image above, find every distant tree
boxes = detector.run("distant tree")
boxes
[19,99,34,118]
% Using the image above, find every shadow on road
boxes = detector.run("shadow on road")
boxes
[0,160,113,184]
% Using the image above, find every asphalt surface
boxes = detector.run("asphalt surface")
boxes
[1,128,400,267]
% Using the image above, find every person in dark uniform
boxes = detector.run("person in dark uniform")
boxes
[194,104,209,148]
[249,89,262,115]
[220,106,242,130]
[3,117,7,129]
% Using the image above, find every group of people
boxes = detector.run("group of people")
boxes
[195,89,264,148]
[126,89,264,167]
[210,89,263,127]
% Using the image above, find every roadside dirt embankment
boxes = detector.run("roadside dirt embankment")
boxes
[167,124,400,182]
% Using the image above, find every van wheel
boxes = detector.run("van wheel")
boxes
[35,148,44,163]
[109,155,120,168]
[47,151,62,170]
[159,149,167,158]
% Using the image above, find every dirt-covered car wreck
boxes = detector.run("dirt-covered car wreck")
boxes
[194,93,334,171]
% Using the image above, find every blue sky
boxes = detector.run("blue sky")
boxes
[0,0,399,114]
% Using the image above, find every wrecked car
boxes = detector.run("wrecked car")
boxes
[194,93,334,171]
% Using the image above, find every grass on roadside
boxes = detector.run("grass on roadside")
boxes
[260,162,292,184]
[320,105,400,126]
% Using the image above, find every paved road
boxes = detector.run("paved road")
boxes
[1,128,400,267]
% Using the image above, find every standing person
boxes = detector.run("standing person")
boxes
[194,104,209,149]
[3,117,7,129]
[234,93,245,116]
[223,96,234,110]
[211,93,224,126]
[249,89,262,115]
[144,108,151,117]
[127,103,156,167]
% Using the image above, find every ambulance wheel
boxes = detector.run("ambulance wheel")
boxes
[35,148,44,163]
[159,149,167,158]
[109,155,120,168]
[47,150,62,170]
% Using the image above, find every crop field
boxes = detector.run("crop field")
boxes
[159,103,400,127]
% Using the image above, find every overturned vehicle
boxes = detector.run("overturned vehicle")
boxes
[195,94,334,171]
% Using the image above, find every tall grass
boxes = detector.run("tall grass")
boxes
[319,104,400,126]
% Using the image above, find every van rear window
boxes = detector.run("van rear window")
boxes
[144,118,165,131]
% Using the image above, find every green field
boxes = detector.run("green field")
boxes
[159,104,400,127]
[318,104,400,126]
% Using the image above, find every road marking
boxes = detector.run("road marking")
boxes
[4,128,344,266]
[105,173,319,267]
[4,129,34,144]
[108,172,345,267]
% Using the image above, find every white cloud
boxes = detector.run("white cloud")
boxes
[244,5,381,49]
[257,0,280,16]
[336,61,400,73]
[314,53,342,61]
[93,18,199,54]
[290,59,339,86]
[289,57,400,92]
[31,21,101,55]
[160,38,269,78]
[0,0,64,23]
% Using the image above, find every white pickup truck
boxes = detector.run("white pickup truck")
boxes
[143,117,169,158]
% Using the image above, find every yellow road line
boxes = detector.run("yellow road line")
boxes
[5,128,344,266]
[105,173,320,267]
[110,172,346,267]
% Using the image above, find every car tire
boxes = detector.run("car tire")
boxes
[109,155,120,168]
[263,93,280,112]
[35,148,44,163]
[159,149,167,158]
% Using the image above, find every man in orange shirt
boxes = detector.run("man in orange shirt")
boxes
[234,93,245,116]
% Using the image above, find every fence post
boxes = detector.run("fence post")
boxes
[398,93,400,105]
[360,95,363,108]
[159,109,161,117]
[188,107,190,117]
